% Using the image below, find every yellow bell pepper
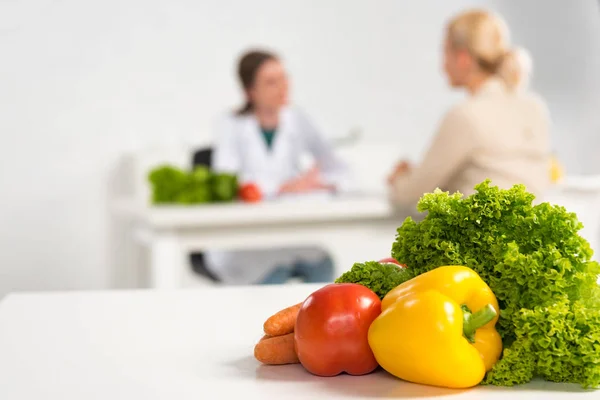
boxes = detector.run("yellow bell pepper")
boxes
[368,266,502,389]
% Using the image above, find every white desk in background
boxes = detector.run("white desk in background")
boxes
[112,193,405,289]
[0,286,593,399]
[112,177,600,289]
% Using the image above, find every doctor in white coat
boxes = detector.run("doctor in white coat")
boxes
[203,49,351,285]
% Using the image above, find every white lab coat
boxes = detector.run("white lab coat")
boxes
[204,107,351,284]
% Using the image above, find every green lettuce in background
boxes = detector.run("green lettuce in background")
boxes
[148,164,238,204]
[391,180,600,387]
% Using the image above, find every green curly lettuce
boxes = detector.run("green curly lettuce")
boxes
[147,165,238,204]
[148,165,190,203]
[211,172,238,202]
[391,180,600,387]
[335,261,412,299]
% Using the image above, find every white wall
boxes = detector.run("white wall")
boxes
[0,0,598,297]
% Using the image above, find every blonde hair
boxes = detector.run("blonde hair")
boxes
[447,10,532,90]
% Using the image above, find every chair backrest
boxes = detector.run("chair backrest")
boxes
[192,147,213,168]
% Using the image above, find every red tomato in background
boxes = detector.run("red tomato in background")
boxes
[379,257,406,268]
[239,183,262,203]
[294,283,381,377]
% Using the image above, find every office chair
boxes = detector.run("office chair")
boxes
[189,147,221,282]
[192,147,212,169]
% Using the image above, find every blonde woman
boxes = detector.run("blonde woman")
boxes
[388,9,551,205]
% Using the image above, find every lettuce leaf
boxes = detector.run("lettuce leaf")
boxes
[335,261,412,299]
[148,165,238,204]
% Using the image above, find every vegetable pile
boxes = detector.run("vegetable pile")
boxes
[253,180,600,390]
[148,164,238,204]
[392,180,600,387]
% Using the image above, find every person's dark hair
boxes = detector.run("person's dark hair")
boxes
[236,50,278,115]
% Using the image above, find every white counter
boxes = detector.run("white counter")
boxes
[0,285,595,399]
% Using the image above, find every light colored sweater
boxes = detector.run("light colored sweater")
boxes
[390,78,551,205]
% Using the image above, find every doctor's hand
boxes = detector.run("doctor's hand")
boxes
[279,167,333,194]
[387,161,412,185]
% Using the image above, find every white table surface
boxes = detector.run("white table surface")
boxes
[111,193,404,289]
[112,192,395,229]
[0,285,596,399]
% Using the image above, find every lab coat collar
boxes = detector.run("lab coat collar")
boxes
[246,107,291,155]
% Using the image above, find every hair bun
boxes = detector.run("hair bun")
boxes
[498,47,533,90]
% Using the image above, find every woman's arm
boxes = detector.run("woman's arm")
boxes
[389,106,478,206]
[278,167,329,194]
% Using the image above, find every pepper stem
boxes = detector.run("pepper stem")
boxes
[462,304,497,343]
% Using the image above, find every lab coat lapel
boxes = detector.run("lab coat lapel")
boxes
[246,116,270,160]
[240,109,297,190]
[270,109,293,166]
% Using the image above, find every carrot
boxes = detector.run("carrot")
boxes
[263,302,302,336]
[254,333,299,365]
[259,334,270,342]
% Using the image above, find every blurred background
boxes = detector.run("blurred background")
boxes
[0,0,599,298]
